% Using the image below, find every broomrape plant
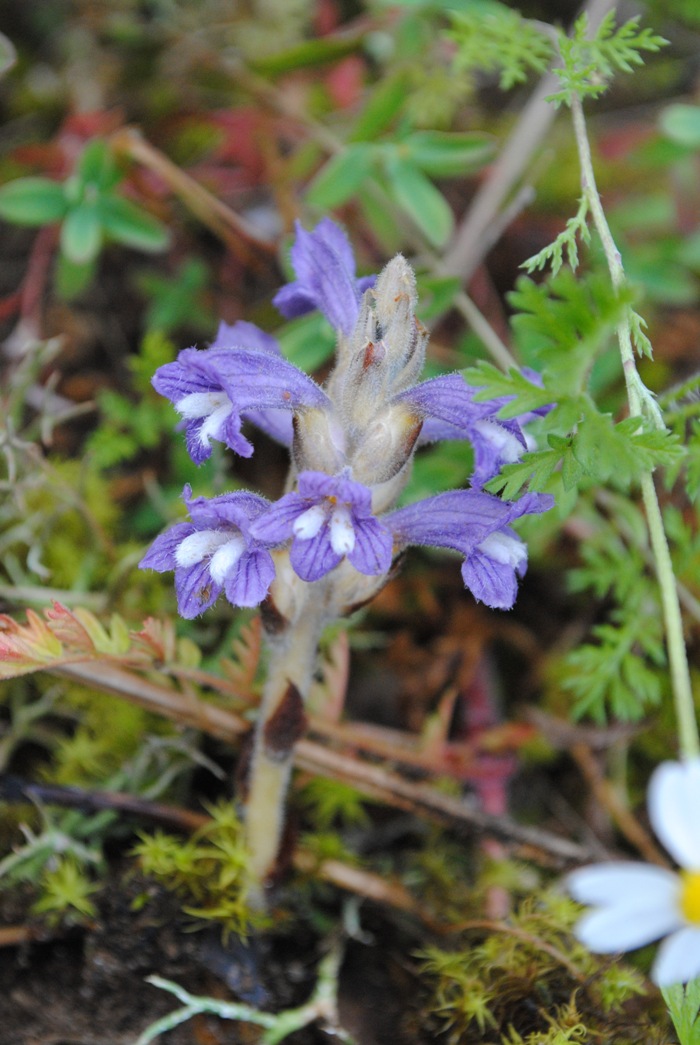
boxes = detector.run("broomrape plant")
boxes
[139,218,552,896]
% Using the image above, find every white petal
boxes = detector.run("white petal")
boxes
[568,863,679,906]
[473,420,522,462]
[575,896,682,953]
[648,759,700,868]
[329,505,356,556]
[177,391,229,419]
[652,926,700,986]
[293,504,326,540]
[174,529,228,568]
[199,402,234,446]
[477,531,526,570]
[209,536,246,585]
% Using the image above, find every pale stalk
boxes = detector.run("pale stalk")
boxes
[570,94,699,759]
[244,599,326,899]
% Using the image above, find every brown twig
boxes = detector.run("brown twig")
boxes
[0,774,428,924]
[110,127,277,264]
[53,660,601,868]
[571,742,670,868]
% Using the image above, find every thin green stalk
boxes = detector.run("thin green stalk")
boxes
[570,94,699,759]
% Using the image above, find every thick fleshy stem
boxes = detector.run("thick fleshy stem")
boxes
[570,93,699,760]
[244,597,326,903]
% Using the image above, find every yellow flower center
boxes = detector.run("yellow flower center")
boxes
[679,871,700,924]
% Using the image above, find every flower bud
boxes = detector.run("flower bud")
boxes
[350,404,423,486]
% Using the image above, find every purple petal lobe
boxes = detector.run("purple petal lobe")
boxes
[349,517,393,576]
[140,488,276,615]
[175,561,222,619]
[273,219,374,337]
[211,319,281,356]
[225,548,276,607]
[387,489,552,610]
[290,523,341,582]
[139,522,195,571]
[461,548,520,610]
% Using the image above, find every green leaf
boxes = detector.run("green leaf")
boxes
[350,71,409,142]
[448,6,553,90]
[486,448,562,500]
[463,361,555,417]
[0,177,68,225]
[549,12,667,107]
[663,976,700,1045]
[660,103,700,148]
[383,154,453,248]
[98,195,170,253]
[277,311,336,373]
[60,204,102,264]
[306,144,376,210]
[55,255,95,299]
[416,275,460,321]
[401,131,494,177]
[248,35,361,76]
[76,139,120,192]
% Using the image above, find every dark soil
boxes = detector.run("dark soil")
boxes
[0,869,428,1045]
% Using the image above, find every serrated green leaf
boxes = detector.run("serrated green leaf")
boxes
[485,448,562,499]
[401,130,494,176]
[463,361,555,417]
[98,195,170,253]
[561,446,583,490]
[663,976,700,1045]
[306,144,376,210]
[60,204,102,264]
[448,6,552,90]
[0,177,68,225]
[383,154,454,248]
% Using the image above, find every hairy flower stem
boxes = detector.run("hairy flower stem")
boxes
[570,94,699,759]
[244,597,325,902]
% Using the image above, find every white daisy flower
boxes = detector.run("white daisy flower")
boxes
[567,758,700,986]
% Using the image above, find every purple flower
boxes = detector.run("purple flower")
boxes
[152,344,330,463]
[273,219,376,337]
[139,486,275,616]
[399,373,528,487]
[212,320,294,447]
[249,470,393,583]
[386,489,553,610]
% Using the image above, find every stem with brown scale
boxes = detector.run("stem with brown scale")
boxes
[243,597,326,902]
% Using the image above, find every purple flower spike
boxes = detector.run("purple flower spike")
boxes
[153,345,330,463]
[250,470,393,583]
[386,489,553,610]
[273,219,376,337]
[139,486,275,617]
